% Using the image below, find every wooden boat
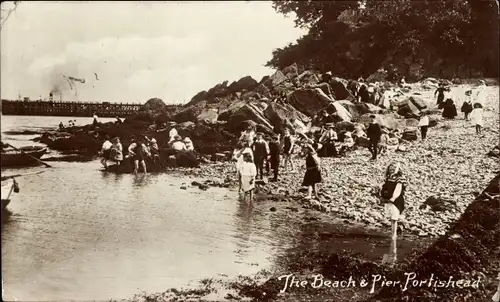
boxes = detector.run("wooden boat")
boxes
[1,179,18,210]
[1,146,48,167]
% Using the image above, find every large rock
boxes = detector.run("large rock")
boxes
[402,127,418,141]
[264,102,310,134]
[359,113,401,130]
[330,77,354,101]
[327,101,352,122]
[281,63,299,79]
[408,95,428,110]
[262,70,293,93]
[338,101,382,121]
[225,103,273,134]
[173,101,206,123]
[335,121,356,133]
[142,98,166,111]
[206,81,229,98]
[227,76,258,93]
[396,98,421,118]
[287,88,332,117]
[242,83,272,100]
[196,109,219,124]
[186,91,208,106]
[218,100,246,121]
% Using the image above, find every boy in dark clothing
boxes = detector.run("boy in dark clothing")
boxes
[252,133,270,179]
[366,115,382,160]
[268,135,281,181]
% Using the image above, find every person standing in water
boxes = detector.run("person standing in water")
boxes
[110,137,123,170]
[380,162,407,240]
[239,153,257,203]
[100,135,112,168]
[252,133,269,180]
[282,129,295,172]
[302,144,322,200]
[128,136,150,174]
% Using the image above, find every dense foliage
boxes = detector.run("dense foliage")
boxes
[267,0,499,80]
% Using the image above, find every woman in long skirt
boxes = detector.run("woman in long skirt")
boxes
[380,162,407,240]
[302,144,322,200]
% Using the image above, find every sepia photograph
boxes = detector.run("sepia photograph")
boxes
[1,1,499,301]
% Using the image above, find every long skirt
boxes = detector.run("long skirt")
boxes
[302,168,322,186]
[241,175,255,193]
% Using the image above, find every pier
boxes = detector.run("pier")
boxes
[0,99,144,117]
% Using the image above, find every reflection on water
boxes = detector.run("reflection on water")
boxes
[1,116,424,301]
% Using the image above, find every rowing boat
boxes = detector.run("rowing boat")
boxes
[1,146,48,167]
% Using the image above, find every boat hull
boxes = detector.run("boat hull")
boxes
[1,198,11,210]
[1,147,47,167]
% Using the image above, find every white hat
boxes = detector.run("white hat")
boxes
[325,71,332,76]
[183,137,191,143]
[345,132,352,137]
[151,138,157,143]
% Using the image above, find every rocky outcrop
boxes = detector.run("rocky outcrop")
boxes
[287,88,332,117]
[196,109,218,124]
[263,102,310,134]
[227,76,258,93]
[225,103,273,135]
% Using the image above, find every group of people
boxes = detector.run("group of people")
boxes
[99,126,197,174]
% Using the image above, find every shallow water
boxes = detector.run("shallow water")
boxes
[1,116,422,301]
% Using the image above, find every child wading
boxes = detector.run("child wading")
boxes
[380,163,407,240]
[128,137,150,174]
[470,103,484,135]
[252,133,269,179]
[239,153,257,202]
[100,135,112,168]
[302,144,322,200]
[110,137,123,170]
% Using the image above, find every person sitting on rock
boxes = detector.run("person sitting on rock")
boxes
[128,136,150,174]
[168,126,178,145]
[145,137,160,161]
[252,133,270,180]
[309,71,334,100]
[183,137,194,151]
[171,135,186,151]
[100,135,112,168]
[380,162,407,240]
[318,124,338,157]
[302,144,322,200]
[239,152,257,203]
[59,122,64,130]
[110,137,123,169]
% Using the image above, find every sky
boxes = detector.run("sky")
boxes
[0,1,306,104]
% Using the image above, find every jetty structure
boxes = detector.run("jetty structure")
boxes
[1,93,143,117]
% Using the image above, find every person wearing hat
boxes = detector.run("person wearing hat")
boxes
[469,103,484,135]
[461,90,473,120]
[302,143,322,200]
[110,137,123,169]
[252,132,270,180]
[268,134,281,182]
[434,82,447,106]
[183,137,194,151]
[366,115,382,160]
[319,123,338,157]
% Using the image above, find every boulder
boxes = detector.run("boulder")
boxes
[396,98,421,118]
[359,113,400,130]
[244,83,272,100]
[218,100,246,121]
[405,118,420,127]
[338,101,382,121]
[196,109,219,124]
[287,88,332,117]
[297,71,320,86]
[264,102,310,134]
[227,76,258,93]
[401,128,418,141]
[262,70,291,92]
[330,77,354,101]
[225,103,273,134]
[409,95,428,110]
[328,101,352,122]
[142,98,166,111]
[173,101,206,123]
[178,121,196,131]
[335,121,356,133]
[186,90,208,106]
[206,81,229,99]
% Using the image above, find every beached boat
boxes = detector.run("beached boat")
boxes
[1,146,48,167]
[1,179,18,210]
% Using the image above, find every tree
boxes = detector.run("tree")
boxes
[268,0,499,79]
